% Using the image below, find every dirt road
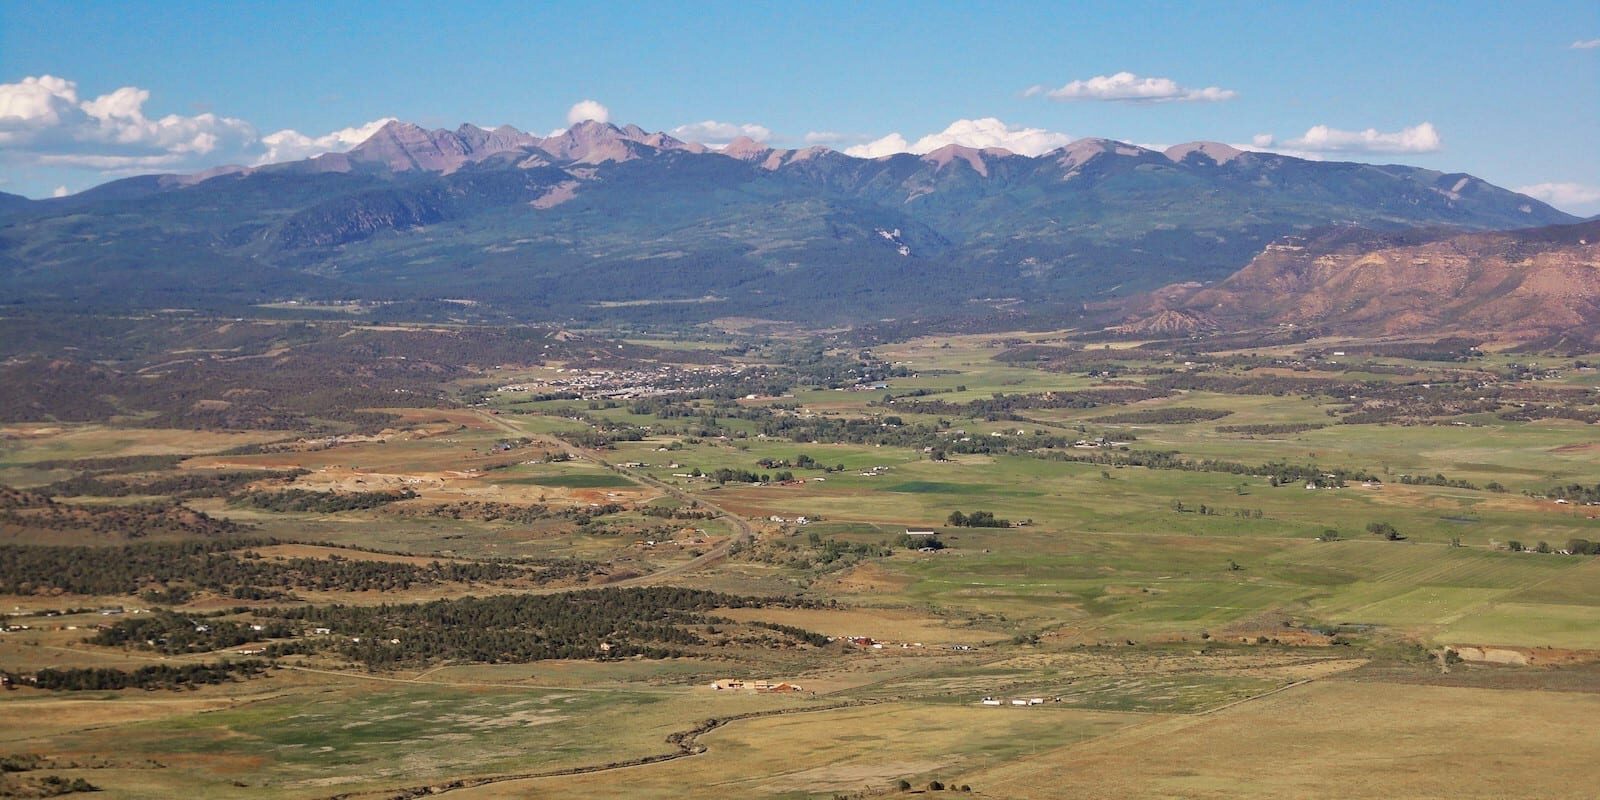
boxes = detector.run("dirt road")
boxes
[471,409,755,584]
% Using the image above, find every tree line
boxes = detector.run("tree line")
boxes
[234,488,418,513]
[263,587,821,668]
[40,468,308,500]
[7,660,266,691]
[946,510,1011,528]
[0,539,594,597]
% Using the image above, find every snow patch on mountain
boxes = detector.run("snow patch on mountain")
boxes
[877,228,911,256]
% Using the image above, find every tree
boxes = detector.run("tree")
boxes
[947,511,967,527]
[1366,522,1403,541]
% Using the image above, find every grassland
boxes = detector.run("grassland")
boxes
[2,324,1598,798]
[970,679,1600,799]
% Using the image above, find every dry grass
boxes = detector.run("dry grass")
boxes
[451,702,1140,799]
[970,679,1600,799]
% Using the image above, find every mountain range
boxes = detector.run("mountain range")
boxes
[1117,219,1600,346]
[0,119,1579,323]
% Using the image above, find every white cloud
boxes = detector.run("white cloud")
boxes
[844,133,912,158]
[1232,135,1321,161]
[1572,38,1600,49]
[669,120,772,145]
[803,131,844,145]
[0,75,80,134]
[0,73,408,182]
[912,118,1073,155]
[1515,182,1600,212]
[0,74,256,170]
[845,118,1073,158]
[1254,122,1442,155]
[257,117,396,165]
[51,185,68,198]
[1025,72,1237,103]
[566,99,610,125]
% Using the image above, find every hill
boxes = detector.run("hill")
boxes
[0,120,1576,323]
[1116,219,1600,346]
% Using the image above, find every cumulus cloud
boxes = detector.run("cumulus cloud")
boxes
[844,118,1072,158]
[1025,72,1237,103]
[1254,122,1442,155]
[51,185,68,198]
[1515,182,1600,212]
[844,132,912,158]
[0,74,405,187]
[0,74,256,169]
[257,117,396,165]
[669,120,772,145]
[1572,38,1600,49]
[566,99,610,125]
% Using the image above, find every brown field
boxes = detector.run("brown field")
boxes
[451,702,1142,799]
[0,425,279,462]
[969,679,1600,799]
[0,694,258,742]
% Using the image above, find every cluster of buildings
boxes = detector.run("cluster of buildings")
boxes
[710,679,804,693]
[834,635,928,650]
[494,364,753,400]
[980,696,1051,707]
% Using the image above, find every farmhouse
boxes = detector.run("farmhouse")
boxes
[710,679,803,693]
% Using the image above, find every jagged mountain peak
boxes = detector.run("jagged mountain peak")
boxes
[345,120,537,173]
[532,119,703,164]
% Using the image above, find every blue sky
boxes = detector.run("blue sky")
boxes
[3,0,1598,213]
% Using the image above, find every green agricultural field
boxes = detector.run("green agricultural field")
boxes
[4,322,1599,800]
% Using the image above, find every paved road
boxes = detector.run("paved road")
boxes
[472,409,755,584]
